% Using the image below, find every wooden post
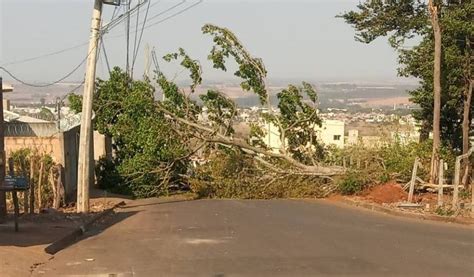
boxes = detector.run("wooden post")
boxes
[408,157,419,203]
[37,159,44,210]
[437,159,444,207]
[0,77,6,221]
[12,191,19,232]
[29,156,35,214]
[8,157,19,231]
[23,188,29,214]
[453,148,473,209]
[452,155,461,209]
[471,181,474,217]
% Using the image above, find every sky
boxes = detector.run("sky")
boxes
[0,0,414,85]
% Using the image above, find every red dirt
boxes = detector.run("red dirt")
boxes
[363,182,408,204]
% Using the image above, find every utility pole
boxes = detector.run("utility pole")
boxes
[56,97,61,131]
[0,77,5,220]
[77,0,103,213]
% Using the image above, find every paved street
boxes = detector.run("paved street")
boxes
[34,198,474,276]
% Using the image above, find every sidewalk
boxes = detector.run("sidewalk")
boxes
[0,189,129,277]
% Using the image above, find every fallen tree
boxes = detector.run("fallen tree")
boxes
[156,24,345,178]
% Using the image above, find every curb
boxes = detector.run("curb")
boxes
[336,197,474,225]
[44,201,126,255]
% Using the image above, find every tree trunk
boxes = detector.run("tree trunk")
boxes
[461,80,472,188]
[461,34,472,188]
[428,0,442,184]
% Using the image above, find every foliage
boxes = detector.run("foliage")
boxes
[202,24,268,104]
[93,67,190,198]
[9,149,55,208]
[327,140,457,185]
[68,93,83,113]
[339,0,473,150]
[275,83,323,162]
[38,107,55,121]
[163,48,202,92]
[189,151,334,199]
[336,171,368,195]
[89,25,344,198]
[435,206,455,216]
[95,157,125,194]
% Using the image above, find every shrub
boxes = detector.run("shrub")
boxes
[95,157,127,194]
[189,151,334,199]
[336,171,368,195]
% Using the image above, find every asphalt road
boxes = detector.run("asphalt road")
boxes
[34,198,474,276]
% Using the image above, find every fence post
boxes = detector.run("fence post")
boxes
[408,157,419,203]
[437,159,443,208]
[471,181,474,217]
[29,156,35,214]
[452,155,461,209]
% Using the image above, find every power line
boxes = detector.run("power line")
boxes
[131,0,142,77]
[139,0,184,27]
[131,0,152,74]
[0,61,85,88]
[0,39,100,87]
[126,1,131,75]
[139,1,202,31]
[0,42,88,66]
[101,37,112,74]
[106,0,188,39]
[1,2,139,68]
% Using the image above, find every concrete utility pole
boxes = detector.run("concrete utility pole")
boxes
[0,77,5,219]
[77,0,103,213]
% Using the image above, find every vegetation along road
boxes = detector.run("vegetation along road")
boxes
[33,198,474,276]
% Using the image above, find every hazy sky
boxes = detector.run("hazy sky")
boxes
[1,0,412,84]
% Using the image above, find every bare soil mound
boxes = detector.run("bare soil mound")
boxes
[364,182,407,204]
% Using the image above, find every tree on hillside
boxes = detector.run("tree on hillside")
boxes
[339,0,473,184]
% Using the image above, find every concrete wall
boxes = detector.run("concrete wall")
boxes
[58,126,80,201]
[5,136,62,161]
[4,125,80,202]
[94,131,112,161]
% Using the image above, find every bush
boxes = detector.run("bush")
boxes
[189,151,334,199]
[95,157,128,194]
[336,171,368,195]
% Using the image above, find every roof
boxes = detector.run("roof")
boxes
[1,84,14,92]
[16,116,49,123]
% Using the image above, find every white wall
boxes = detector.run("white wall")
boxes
[261,119,345,151]
[315,120,345,148]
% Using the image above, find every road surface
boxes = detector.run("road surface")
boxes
[34,198,474,276]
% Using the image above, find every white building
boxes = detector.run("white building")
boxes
[261,119,345,153]
[315,120,345,148]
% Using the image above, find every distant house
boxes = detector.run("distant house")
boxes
[346,122,420,148]
[261,119,346,153]
[315,120,345,148]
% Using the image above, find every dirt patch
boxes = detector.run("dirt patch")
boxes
[363,182,407,204]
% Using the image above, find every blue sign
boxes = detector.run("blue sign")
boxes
[5,176,29,189]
